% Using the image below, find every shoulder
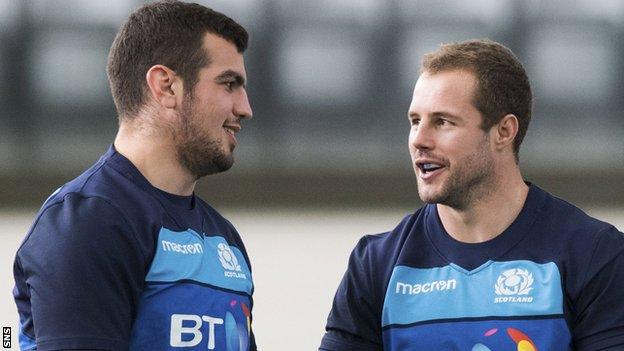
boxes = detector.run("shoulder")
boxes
[15,193,152,288]
[538,185,611,232]
[17,162,154,264]
[532,187,624,290]
[33,151,164,241]
[537,188,618,242]
[28,166,137,239]
[346,209,427,285]
[355,208,426,261]
[18,194,137,255]
[29,193,128,237]
[43,155,146,215]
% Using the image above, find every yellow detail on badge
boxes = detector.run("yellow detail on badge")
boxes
[517,340,536,351]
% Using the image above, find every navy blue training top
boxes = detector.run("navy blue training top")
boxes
[13,146,256,351]
[320,185,624,351]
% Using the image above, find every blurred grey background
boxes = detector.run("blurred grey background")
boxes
[0,0,623,208]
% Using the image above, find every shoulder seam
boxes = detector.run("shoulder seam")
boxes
[16,200,67,254]
[78,157,108,193]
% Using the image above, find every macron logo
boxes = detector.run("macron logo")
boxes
[395,279,457,295]
[162,240,203,255]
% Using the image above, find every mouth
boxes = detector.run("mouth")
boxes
[415,160,446,180]
[222,124,241,143]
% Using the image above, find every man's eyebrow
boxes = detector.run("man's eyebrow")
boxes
[407,111,462,120]
[432,111,461,120]
[216,70,246,87]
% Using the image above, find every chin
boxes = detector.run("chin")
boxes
[417,188,437,204]
[417,183,449,204]
[179,144,235,178]
[418,194,438,204]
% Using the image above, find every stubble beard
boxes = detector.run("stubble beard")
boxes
[417,138,495,210]
[174,94,234,180]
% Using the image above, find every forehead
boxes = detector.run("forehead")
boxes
[200,32,246,77]
[409,69,478,115]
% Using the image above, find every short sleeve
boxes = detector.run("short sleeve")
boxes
[319,236,383,351]
[572,226,624,350]
[13,194,148,351]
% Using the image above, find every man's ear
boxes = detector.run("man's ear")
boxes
[492,114,519,152]
[145,65,183,109]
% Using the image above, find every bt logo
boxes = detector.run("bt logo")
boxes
[169,300,251,350]
[170,314,223,350]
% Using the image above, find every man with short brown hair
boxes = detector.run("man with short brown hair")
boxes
[320,39,624,350]
[13,2,256,350]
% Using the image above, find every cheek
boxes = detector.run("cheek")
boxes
[449,137,485,160]
[193,106,221,129]
[407,140,418,158]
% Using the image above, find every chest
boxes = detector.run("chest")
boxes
[131,227,254,351]
[381,260,571,351]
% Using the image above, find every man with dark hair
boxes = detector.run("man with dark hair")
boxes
[320,39,624,350]
[13,1,256,350]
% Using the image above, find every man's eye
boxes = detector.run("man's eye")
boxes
[225,81,235,91]
[410,118,420,126]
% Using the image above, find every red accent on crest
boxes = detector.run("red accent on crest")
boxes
[507,328,537,349]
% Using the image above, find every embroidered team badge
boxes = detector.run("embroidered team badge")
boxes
[494,268,534,303]
[495,268,533,295]
[217,242,242,272]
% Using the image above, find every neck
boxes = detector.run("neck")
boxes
[437,166,529,243]
[113,121,196,196]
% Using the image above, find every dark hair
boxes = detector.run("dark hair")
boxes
[421,39,532,161]
[107,0,248,119]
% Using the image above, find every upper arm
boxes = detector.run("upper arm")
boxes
[572,227,624,350]
[319,236,383,351]
[14,194,148,350]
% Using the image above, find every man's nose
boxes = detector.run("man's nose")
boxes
[409,122,434,151]
[234,89,253,120]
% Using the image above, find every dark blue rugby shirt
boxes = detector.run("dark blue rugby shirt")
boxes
[13,145,256,351]
[320,185,624,351]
